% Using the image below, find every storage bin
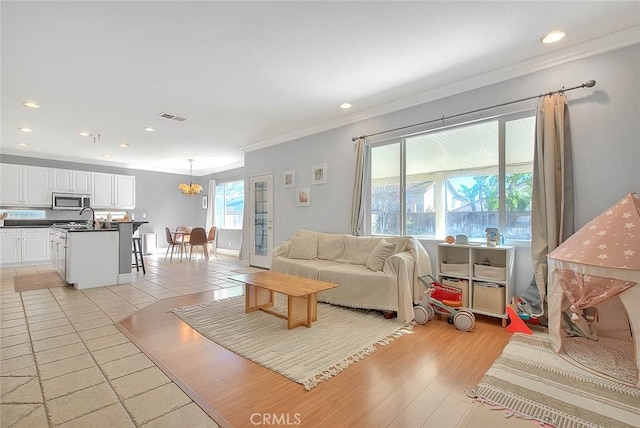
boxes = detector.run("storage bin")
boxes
[474,263,506,281]
[440,262,469,276]
[443,278,469,307]
[472,282,506,313]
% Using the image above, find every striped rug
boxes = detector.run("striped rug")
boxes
[169,296,411,390]
[471,333,640,427]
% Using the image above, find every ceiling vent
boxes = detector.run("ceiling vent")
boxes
[158,112,187,122]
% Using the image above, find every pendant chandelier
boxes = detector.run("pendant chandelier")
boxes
[178,159,203,197]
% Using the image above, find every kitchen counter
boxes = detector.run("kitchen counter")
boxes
[3,219,148,229]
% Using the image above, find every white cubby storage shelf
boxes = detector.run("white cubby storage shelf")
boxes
[437,243,515,326]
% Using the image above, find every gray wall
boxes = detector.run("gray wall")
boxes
[244,44,640,294]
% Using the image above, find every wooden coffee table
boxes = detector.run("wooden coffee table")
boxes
[230,271,338,329]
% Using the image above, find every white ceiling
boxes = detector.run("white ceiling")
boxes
[1,1,638,176]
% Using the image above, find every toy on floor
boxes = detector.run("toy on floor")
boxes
[415,275,475,332]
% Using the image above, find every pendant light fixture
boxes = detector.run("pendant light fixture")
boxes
[178,159,203,196]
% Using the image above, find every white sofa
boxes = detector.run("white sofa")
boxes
[270,229,432,323]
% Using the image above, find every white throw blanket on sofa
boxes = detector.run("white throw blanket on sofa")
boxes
[271,230,432,323]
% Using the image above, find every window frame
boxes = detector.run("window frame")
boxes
[368,110,534,243]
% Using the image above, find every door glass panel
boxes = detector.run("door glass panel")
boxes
[253,180,268,256]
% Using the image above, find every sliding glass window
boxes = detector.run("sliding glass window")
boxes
[369,111,534,241]
[214,180,245,229]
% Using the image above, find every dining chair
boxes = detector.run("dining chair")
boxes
[164,227,185,262]
[175,226,192,246]
[188,227,208,261]
[207,226,217,258]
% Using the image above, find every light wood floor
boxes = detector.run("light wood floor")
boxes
[117,272,514,428]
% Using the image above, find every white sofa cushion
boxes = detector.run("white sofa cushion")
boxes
[318,233,347,260]
[288,235,318,260]
[271,257,337,280]
[317,263,398,311]
[366,239,398,272]
[341,236,381,266]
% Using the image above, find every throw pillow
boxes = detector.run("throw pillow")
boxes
[342,236,381,266]
[287,235,318,260]
[318,233,346,260]
[366,239,398,272]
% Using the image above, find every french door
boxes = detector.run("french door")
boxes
[249,173,273,268]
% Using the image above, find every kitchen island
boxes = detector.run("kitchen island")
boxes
[49,221,149,289]
[65,228,119,289]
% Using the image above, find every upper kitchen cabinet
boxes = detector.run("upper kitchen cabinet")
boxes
[0,164,52,207]
[92,173,135,209]
[52,169,91,194]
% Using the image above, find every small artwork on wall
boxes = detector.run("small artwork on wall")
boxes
[296,187,310,207]
[283,169,295,188]
[201,195,208,210]
[311,163,327,185]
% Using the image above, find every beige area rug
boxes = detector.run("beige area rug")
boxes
[230,267,268,274]
[14,271,66,292]
[469,333,640,428]
[169,296,411,390]
[563,335,636,385]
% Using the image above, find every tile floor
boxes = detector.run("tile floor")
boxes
[1,252,246,428]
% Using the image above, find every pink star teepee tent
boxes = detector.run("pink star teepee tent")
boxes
[547,192,640,387]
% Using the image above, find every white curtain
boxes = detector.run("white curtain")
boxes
[531,94,574,315]
[205,179,216,231]
[350,138,367,236]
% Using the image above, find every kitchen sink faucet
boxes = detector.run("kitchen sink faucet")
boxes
[79,207,95,229]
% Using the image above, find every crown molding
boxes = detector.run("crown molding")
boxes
[242,26,639,153]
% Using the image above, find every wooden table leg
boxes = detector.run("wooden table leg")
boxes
[245,284,273,313]
[287,294,312,329]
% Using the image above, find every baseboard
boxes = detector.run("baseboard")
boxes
[118,273,132,284]
[216,248,240,257]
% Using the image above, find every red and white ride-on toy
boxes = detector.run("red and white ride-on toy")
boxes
[413,275,475,332]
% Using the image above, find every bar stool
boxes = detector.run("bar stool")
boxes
[132,237,146,274]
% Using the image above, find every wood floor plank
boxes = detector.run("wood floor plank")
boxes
[117,269,514,428]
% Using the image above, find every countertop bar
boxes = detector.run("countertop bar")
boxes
[2,220,149,231]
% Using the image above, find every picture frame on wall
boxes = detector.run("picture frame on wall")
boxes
[201,195,208,210]
[311,163,327,185]
[283,169,295,188]
[296,187,310,207]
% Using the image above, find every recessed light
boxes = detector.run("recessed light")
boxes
[79,132,90,137]
[17,142,29,147]
[102,153,112,158]
[118,143,129,148]
[143,127,155,132]
[340,103,352,109]
[23,101,40,109]
[542,31,565,44]
[19,127,32,132]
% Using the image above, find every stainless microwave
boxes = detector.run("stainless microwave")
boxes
[52,193,91,210]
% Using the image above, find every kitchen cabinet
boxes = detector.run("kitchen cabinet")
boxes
[0,228,50,266]
[437,243,515,325]
[52,169,91,194]
[22,228,50,263]
[92,173,135,209]
[0,229,22,265]
[0,164,52,207]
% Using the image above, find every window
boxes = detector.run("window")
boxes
[1,210,46,219]
[370,112,534,241]
[214,180,244,229]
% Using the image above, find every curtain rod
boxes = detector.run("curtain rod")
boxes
[351,80,596,142]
